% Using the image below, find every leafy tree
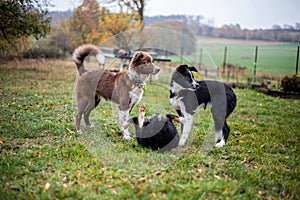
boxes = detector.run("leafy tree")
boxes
[101,10,144,50]
[98,0,147,50]
[69,0,105,47]
[66,0,143,50]
[101,0,146,27]
[121,0,145,25]
[49,21,73,54]
[0,0,51,57]
[48,0,146,52]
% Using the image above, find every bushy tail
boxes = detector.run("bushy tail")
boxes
[73,44,105,75]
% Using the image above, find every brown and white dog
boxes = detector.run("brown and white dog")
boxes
[73,44,160,139]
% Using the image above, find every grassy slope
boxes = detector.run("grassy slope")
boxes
[0,60,299,199]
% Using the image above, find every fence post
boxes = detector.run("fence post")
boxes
[296,46,299,74]
[253,46,258,83]
[180,46,184,64]
[199,47,203,67]
[222,46,227,74]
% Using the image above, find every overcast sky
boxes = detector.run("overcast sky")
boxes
[49,0,300,29]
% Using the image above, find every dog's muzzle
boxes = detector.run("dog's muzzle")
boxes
[152,65,160,75]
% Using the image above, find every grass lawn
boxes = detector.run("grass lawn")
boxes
[0,59,299,199]
[171,37,299,75]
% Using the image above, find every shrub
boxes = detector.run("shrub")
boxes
[23,46,65,59]
[281,74,300,93]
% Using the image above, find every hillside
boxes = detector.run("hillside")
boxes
[49,11,300,43]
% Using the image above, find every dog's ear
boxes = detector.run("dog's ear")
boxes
[179,64,188,68]
[166,114,178,121]
[166,114,185,124]
[133,52,144,62]
[189,66,198,72]
[130,52,144,67]
[177,64,189,73]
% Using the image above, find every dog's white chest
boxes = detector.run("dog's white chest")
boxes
[170,96,182,110]
[129,86,143,106]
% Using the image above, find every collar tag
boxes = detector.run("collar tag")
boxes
[142,84,147,92]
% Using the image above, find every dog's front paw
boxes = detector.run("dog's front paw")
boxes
[215,139,225,148]
[178,139,186,146]
[122,129,132,140]
[123,134,132,140]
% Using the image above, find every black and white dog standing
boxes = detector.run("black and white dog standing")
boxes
[169,65,237,147]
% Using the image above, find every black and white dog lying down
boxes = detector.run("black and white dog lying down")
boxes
[130,104,183,153]
[169,65,237,148]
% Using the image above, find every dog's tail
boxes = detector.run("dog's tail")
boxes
[73,44,105,75]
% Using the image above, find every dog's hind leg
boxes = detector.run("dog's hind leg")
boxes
[84,104,95,128]
[76,112,83,133]
[76,97,90,133]
[94,95,101,108]
[84,96,100,128]
[222,120,230,142]
[212,106,226,148]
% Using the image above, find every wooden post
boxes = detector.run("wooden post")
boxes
[296,46,299,74]
[227,68,230,82]
[180,46,184,64]
[253,46,258,83]
[166,49,171,73]
[199,47,203,67]
[222,46,227,74]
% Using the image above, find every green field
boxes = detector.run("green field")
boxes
[0,60,299,199]
[173,37,299,75]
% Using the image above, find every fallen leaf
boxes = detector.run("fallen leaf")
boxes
[214,175,221,179]
[44,182,50,191]
[154,171,161,176]
[152,191,157,198]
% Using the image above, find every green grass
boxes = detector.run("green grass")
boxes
[0,59,299,199]
[171,37,299,75]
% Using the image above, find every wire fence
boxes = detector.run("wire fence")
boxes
[171,44,300,84]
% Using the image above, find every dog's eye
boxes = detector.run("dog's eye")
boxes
[143,61,150,65]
